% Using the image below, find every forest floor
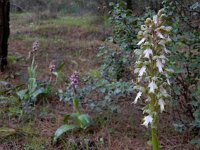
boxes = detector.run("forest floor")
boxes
[0,13,195,150]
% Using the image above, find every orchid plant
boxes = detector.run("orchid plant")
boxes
[54,72,92,143]
[133,9,173,150]
[17,41,48,109]
[17,41,65,113]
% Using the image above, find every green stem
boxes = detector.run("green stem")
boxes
[32,55,35,67]
[73,97,80,115]
[151,115,160,150]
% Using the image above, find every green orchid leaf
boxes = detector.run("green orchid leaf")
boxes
[70,113,79,119]
[63,114,71,124]
[17,89,28,100]
[78,114,92,129]
[28,78,37,92]
[32,88,46,99]
[53,125,77,143]
[56,62,65,72]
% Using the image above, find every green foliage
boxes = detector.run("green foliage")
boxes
[163,0,200,148]
[99,2,137,81]
[61,2,137,112]
[59,72,134,112]
[17,59,48,108]
[58,3,158,113]
[191,139,200,149]
[54,125,78,143]
[98,3,157,81]
[51,61,65,83]
[54,97,92,143]
[82,74,134,111]
[4,1,200,149]
[17,48,51,112]
[11,0,101,15]
[54,73,92,143]
[109,2,138,51]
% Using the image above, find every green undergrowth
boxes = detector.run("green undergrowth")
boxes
[11,13,104,47]
[35,15,98,28]
[11,13,100,33]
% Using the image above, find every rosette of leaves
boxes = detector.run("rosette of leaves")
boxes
[133,9,173,150]
[53,97,92,143]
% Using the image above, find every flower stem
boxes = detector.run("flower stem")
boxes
[73,97,80,115]
[151,115,160,150]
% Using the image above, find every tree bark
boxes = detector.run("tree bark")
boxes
[126,0,132,10]
[0,0,10,72]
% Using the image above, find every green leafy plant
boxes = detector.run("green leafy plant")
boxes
[54,72,92,143]
[17,42,49,109]
[163,1,200,148]
[133,9,172,150]
[99,2,137,81]
[58,3,156,113]
[49,60,65,84]
[59,2,137,112]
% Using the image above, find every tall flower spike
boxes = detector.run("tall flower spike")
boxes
[133,9,172,150]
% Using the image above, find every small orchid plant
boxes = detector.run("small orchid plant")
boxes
[54,71,92,143]
[17,41,47,108]
[133,9,173,150]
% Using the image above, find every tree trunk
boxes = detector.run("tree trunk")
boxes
[126,0,132,10]
[0,0,10,72]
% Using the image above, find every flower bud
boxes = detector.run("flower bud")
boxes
[160,14,167,21]
[145,18,152,25]
[143,30,149,37]
[165,26,172,32]
[137,31,143,39]
[141,25,147,31]
[143,41,151,46]
[157,9,165,17]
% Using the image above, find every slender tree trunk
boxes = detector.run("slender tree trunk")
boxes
[0,0,10,72]
[126,0,132,10]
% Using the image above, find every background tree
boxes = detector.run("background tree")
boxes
[0,0,10,72]
[126,0,132,10]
